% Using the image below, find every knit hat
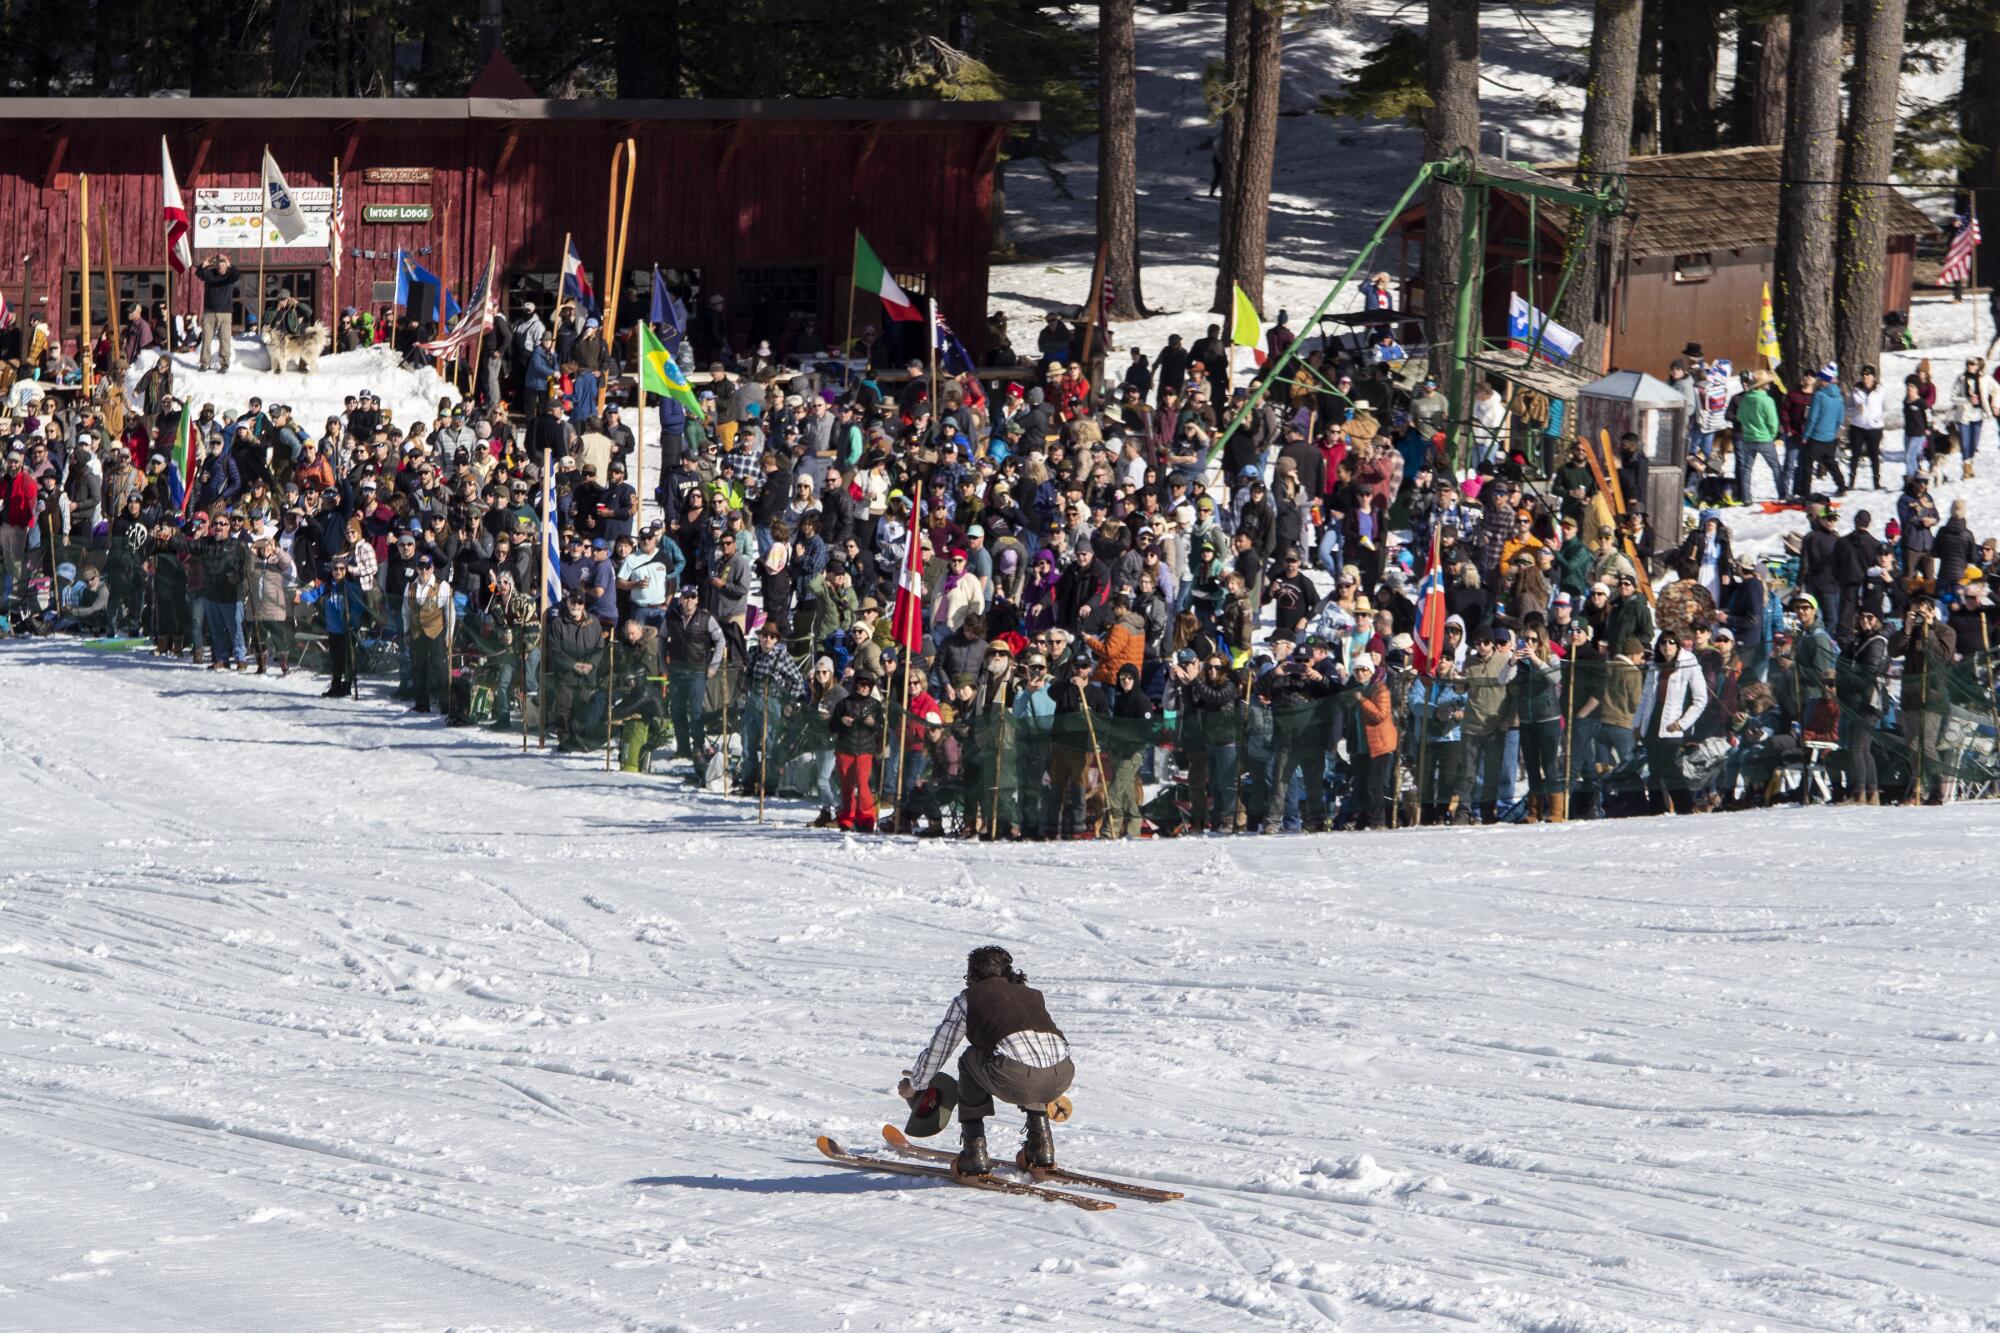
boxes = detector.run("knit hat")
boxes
[1818,361,1838,382]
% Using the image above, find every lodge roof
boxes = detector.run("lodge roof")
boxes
[1535,144,1935,257]
[0,96,1037,127]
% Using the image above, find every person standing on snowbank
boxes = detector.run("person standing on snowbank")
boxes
[900,946,1073,1178]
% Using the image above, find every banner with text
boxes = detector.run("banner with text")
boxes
[194,187,335,249]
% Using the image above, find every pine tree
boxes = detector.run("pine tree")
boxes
[1220,0,1283,311]
[1836,0,1912,383]
[1098,0,1145,319]
[1211,0,1253,314]
[1423,0,1479,382]
[1558,0,1642,374]
[1659,1,1721,153]
[1776,0,1843,380]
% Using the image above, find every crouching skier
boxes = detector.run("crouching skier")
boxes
[899,946,1074,1178]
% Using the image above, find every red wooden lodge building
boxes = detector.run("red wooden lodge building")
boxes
[0,88,1034,356]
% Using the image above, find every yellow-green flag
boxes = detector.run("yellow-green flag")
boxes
[1757,282,1781,368]
[639,321,704,413]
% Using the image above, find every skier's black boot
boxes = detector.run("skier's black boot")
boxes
[1022,1109,1056,1169]
[954,1118,993,1177]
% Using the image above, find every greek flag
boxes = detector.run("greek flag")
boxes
[540,457,562,612]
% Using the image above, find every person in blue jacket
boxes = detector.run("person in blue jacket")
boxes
[302,551,370,698]
[1795,363,1851,500]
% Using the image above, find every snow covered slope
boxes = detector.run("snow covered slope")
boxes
[3,643,1997,1330]
[124,343,461,437]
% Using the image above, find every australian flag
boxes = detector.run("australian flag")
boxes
[931,305,985,410]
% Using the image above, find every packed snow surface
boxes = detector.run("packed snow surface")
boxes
[123,343,462,438]
[3,643,1998,1330]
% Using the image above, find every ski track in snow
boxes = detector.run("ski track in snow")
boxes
[3,644,1998,1330]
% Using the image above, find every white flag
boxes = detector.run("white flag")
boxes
[261,147,307,244]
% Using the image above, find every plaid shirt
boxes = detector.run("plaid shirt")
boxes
[910,990,1073,1091]
[745,641,805,701]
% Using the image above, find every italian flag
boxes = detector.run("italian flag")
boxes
[1231,282,1268,367]
[854,230,921,324]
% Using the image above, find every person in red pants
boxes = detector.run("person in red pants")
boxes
[830,669,886,832]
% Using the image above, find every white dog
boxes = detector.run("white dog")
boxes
[261,322,328,374]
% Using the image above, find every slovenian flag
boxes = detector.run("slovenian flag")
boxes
[855,230,920,324]
[1506,293,1582,365]
[562,239,598,317]
[1231,282,1267,367]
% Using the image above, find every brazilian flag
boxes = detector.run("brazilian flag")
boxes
[639,322,704,414]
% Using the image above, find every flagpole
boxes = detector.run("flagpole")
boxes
[434,196,449,376]
[330,155,341,337]
[602,137,637,418]
[844,229,859,388]
[79,172,92,399]
[556,230,572,380]
[927,300,940,431]
[893,481,922,827]
[162,220,173,383]
[540,446,552,749]
[636,325,648,527]
[102,204,120,383]
[258,146,271,337]
[468,244,496,410]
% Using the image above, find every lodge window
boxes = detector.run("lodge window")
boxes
[735,264,823,349]
[1671,253,1712,284]
[505,271,561,325]
[65,269,168,334]
[238,271,319,328]
[626,264,707,330]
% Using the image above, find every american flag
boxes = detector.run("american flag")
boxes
[329,176,344,283]
[1940,202,1981,286]
[1099,271,1115,332]
[417,247,497,360]
[0,289,11,331]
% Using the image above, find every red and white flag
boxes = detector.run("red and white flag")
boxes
[1411,527,1448,677]
[1940,202,1981,287]
[890,513,926,653]
[161,136,192,273]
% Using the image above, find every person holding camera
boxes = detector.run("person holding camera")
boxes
[195,255,241,372]
[1890,596,1958,804]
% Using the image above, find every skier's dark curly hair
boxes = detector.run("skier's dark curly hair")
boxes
[965,945,1026,986]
